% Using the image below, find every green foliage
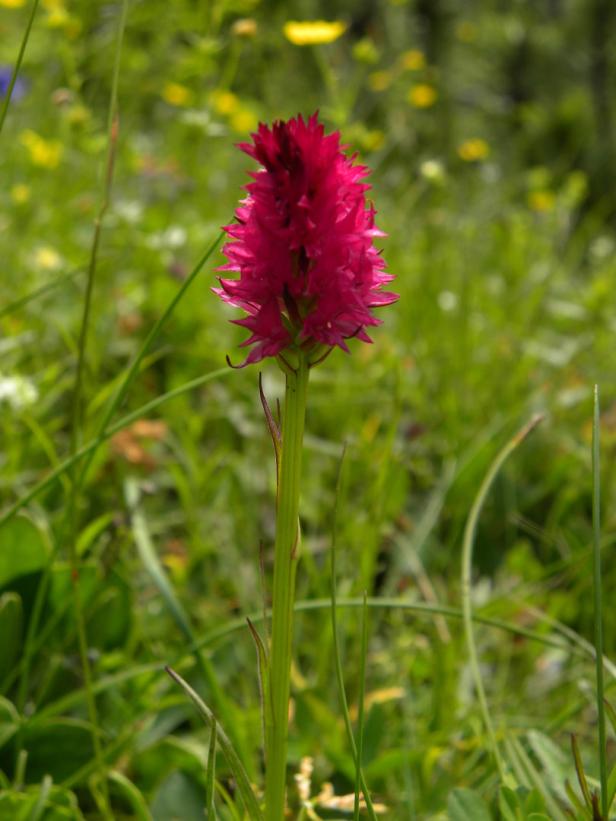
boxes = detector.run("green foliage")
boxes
[1,0,615,817]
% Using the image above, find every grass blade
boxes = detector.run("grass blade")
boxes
[0,366,232,527]
[354,591,369,821]
[0,0,40,136]
[592,385,608,818]
[330,447,378,821]
[461,414,544,780]
[124,478,247,767]
[247,618,270,758]
[570,734,593,808]
[206,718,218,819]
[165,666,263,821]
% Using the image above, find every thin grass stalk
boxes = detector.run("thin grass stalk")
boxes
[0,0,40,136]
[461,414,543,781]
[354,591,369,821]
[330,450,377,821]
[64,1,129,812]
[265,353,309,821]
[592,385,608,817]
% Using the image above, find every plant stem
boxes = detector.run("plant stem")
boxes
[0,0,40,137]
[265,353,309,821]
[592,385,608,818]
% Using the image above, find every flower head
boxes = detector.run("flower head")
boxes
[283,20,346,46]
[215,113,397,366]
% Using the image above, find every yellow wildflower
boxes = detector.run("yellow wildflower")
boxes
[457,138,490,161]
[230,108,258,133]
[162,82,192,107]
[283,20,346,46]
[528,190,556,212]
[400,49,425,71]
[0,0,25,7]
[368,71,392,92]
[20,130,63,169]
[10,184,30,204]
[231,18,257,38]
[408,84,437,108]
[211,90,239,115]
[34,246,62,271]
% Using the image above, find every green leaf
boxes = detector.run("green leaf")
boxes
[0,695,20,748]
[499,786,523,821]
[76,512,115,557]
[447,788,492,821]
[0,592,23,684]
[150,771,205,821]
[86,580,132,650]
[20,719,95,782]
[205,720,217,820]
[109,771,152,821]
[570,734,593,808]
[0,516,49,589]
[165,667,263,821]
[604,699,616,737]
[527,730,569,795]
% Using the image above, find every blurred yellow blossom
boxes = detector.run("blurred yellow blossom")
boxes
[20,130,63,168]
[42,0,81,36]
[230,108,258,133]
[528,190,556,212]
[231,18,257,38]
[368,71,392,92]
[211,90,239,115]
[34,246,62,271]
[408,84,437,108]
[0,0,25,7]
[10,184,30,204]
[283,20,346,46]
[457,138,490,161]
[400,49,425,71]
[162,82,192,107]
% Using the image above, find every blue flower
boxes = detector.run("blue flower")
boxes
[0,66,27,102]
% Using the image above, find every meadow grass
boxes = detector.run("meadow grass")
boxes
[1,0,615,818]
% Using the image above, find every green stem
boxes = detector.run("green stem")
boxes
[265,354,309,821]
[592,385,608,818]
[0,0,40,137]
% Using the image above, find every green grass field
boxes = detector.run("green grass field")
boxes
[1,1,615,818]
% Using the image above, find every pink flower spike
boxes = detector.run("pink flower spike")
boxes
[215,112,398,366]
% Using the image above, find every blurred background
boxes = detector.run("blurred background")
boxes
[1,0,616,817]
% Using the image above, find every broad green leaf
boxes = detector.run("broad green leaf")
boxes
[150,771,205,821]
[447,788,492,821]
[0,517,49,589]
[86,581,131,650]
[20,719,95,782]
